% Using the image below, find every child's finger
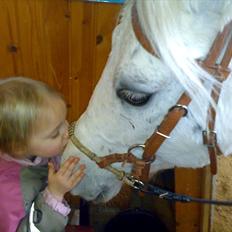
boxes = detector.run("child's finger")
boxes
[48,162,55,177]
[63,163,86,179]
[69,169,85,187]
[78,164,86,170]
[59,157,80,175]
[62,159,79,177]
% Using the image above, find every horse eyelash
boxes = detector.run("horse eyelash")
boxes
[117,89,151,106]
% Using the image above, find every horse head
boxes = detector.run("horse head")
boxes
[63,0,232,202]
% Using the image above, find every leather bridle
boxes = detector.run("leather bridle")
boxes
[131,4,232,179]
[69,4,232,192]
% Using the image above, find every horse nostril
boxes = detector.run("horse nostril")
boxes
[94,192,105,202]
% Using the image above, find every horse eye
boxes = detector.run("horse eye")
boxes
[116,89,152,106]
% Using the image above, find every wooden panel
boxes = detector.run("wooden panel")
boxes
[0,0,70,110]
[68,2,121,121]
[0,0,121,121]
[69,1,95,120]
[0,0,69,105]
[15,0,69,94]
[0,0,18,76]
[93,3,121,87]
[175,167,212,232]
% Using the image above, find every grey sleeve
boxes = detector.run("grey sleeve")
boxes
[34,192,68,231]
[17,166,69,232]
[17,192,68,232]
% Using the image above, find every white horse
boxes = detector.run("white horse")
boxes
[63,0,232,203]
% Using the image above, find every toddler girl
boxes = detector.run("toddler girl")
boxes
[0,77,85,232]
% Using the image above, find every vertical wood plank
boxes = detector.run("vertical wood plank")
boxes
[68,0,83,121]
[200,167,212,232]
[175,167,212,232]
[94,3,121,87]
[175,168,202,232]
[0,0,19,77]
[14,0,69,90]
[69,1,95,120]
[68,2,121,121]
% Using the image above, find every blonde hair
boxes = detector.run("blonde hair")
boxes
[0,77,65,156]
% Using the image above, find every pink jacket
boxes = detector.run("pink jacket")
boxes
[0,159,24,232]
[0,154,70,232]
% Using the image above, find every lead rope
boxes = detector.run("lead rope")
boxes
[128,178,232,206]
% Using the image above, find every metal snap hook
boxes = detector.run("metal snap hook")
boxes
[123,175,145,190]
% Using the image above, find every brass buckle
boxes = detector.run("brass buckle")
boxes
[202,130,217,147]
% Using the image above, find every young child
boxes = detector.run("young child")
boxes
[0,77,85,232]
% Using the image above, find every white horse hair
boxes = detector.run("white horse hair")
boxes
[63,0,232,202]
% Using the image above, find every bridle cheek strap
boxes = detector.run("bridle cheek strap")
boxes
[132,1,232,180]
[131,4,158,57]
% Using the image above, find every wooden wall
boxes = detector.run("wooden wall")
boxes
[0,1,210,231]
[0,0,121,121]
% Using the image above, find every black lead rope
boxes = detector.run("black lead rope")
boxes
[131,180,232,206]
[141,184,232,206]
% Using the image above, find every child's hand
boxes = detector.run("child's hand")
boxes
[47,156,85,201]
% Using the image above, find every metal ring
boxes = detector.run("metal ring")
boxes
[128,144,145,154]
[202,130,217,147]
[168,104,188,116]
[128,144,155,164]
[144,156,156,164]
